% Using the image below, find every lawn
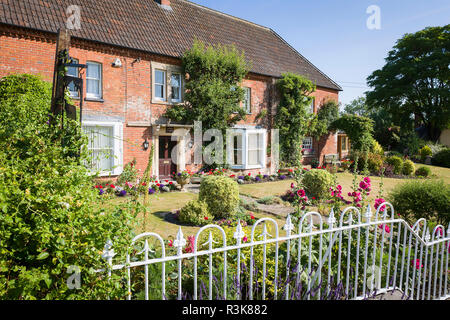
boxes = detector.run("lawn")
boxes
[104,164,450,240]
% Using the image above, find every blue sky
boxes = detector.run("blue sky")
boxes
[191,0,450,107]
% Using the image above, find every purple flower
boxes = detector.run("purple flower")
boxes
[279,175,287,180]
[119,190,127,197]
[255,177,261,182]
[263,175,269,179]
[99,188,105,195]
[148,188,156,195]
[177,173,182,177]
[238,176,245,180]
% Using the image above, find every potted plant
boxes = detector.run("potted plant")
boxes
[173,170,193,191]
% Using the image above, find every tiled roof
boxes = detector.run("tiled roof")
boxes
[0,0,342,90]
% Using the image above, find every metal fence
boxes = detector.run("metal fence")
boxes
[100,202,449,300]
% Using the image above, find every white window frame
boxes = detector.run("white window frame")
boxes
[227,128,266,170]
[82,121,123,176]
[302,137,314,155]
[170,73,182,103]
[309,98,315,114]
[151,62,183,104]
[243,87,252,114]
[86,61,103,100]
[67,58,79,98]
[154,69,167,102]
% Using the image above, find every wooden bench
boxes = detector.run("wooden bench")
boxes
[323,154,341,166]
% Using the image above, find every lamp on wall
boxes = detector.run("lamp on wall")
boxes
[143,138,149,151]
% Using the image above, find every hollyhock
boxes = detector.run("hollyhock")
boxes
[243,236,248,243]
[378,224,390,233]
[168,240,173,247]
[375,198,386,212]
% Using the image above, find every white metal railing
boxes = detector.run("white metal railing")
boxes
[99,202,450,300]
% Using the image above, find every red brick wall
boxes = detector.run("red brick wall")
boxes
[0,26,340,174]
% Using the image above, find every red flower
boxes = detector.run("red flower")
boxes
[312,197,316,200]
[110,184,116,189]
[165,180,169,183]
[248,173,251,176]
[142,182,147,186]
[169,182,173,185]
[204,217,209,220]
[168,240,173,247]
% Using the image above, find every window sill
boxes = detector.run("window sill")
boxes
[85,97,104,103]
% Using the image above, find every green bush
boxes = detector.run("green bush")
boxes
[402,159,415,176]
[349,151,384,174]
[419,145,432,161]
[178,200,214,226]
[199,176,240,219]
[415,166,431,177]
[0,74,138,299]
[388,180,450,225]
[432,148,450,168]
[117,158,138,185]
[371,140,384,156]
[302,169,334,199]
[386,156,404,175]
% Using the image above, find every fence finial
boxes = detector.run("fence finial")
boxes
[101,239,116,261]
[233,221,246,240]
[327,209,336,227]
[364,204,372,221]
[425,228,431,242]
[283,215,295,234]
[173,227,186,249]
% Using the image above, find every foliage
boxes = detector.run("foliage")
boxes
[330,114,375,152]
[0,74,138,299]
[165,39,249,134]
[349,151,384,174]
[415,166,431,177]
[275,72,316,166]
[199,176,240,219]
[371,140,384,156]
[302,169,334,199]
[385,156,404,175]
[366,25,450,141]
[309,99,340,139]
[419,145,432,162]
[402,159,415,176]
[178,200,214,226]
[388,180,450,226]
[117,159,138,186]
[431,148,450,168]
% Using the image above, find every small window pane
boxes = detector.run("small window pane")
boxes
[233,134,243,166]
[171,74,181,101]
[155,70,165,85]
[83,126,114,172]
[67,58,79,96]
[86,62,102,98]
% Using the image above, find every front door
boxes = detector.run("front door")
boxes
[159,136,177,180]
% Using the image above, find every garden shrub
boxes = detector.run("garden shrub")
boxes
[371,140,384,156]
[0,74,138,299]
[385,156,403,175]
[388,180,450,225]
[199,176,240,219]
[415,166,431,177]
[419,145,432,161]
[117,158,138,185]
[178,200,214,226]
[349,151,383,174]
[431,148,450,168]
[302,169,334,199]
[402,159,415,176]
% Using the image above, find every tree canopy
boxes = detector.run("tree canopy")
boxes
[366,25,450,141]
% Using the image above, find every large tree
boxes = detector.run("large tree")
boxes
[366,25,450,141]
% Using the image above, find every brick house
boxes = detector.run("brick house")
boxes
[0,0,342,179]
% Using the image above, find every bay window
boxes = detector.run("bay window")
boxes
[82,121,123,176]
[227,128,266,169]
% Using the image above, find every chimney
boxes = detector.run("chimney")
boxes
[155,0,171,8]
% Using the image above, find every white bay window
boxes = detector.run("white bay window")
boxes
[227,128,266,169]
[82,121,123,176]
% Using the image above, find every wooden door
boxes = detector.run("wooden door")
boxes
[158,136,177,179]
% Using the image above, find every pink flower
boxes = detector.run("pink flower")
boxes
[378,224,390,233]
[243,236,248,243]
[411,259,423,270]
[375,198,386,212]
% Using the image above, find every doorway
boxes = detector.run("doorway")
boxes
[158,136,177,180]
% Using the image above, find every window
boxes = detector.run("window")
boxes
[227,128,266,169]
[171,73,181,103]
[155,69,166,101]
[86,62,102,99]
[243,87,251,113]
[302,137,314,155]
[232,134,243,166]
[340,136,349,151]
[82,121,123,176]
[152,62,184,104]
[67,58,79,98]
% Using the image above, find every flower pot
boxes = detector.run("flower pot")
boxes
[176,177,191,191]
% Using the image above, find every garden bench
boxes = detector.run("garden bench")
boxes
[323,154,341,167]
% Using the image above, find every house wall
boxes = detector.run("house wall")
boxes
[0,25,340,175]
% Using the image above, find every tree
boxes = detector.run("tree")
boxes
[309,99,340,139]
[343,96,399,149]
[275,72,316,166]
[165,39,249,133]
[366,25,450,141]
[330,114,375,152]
